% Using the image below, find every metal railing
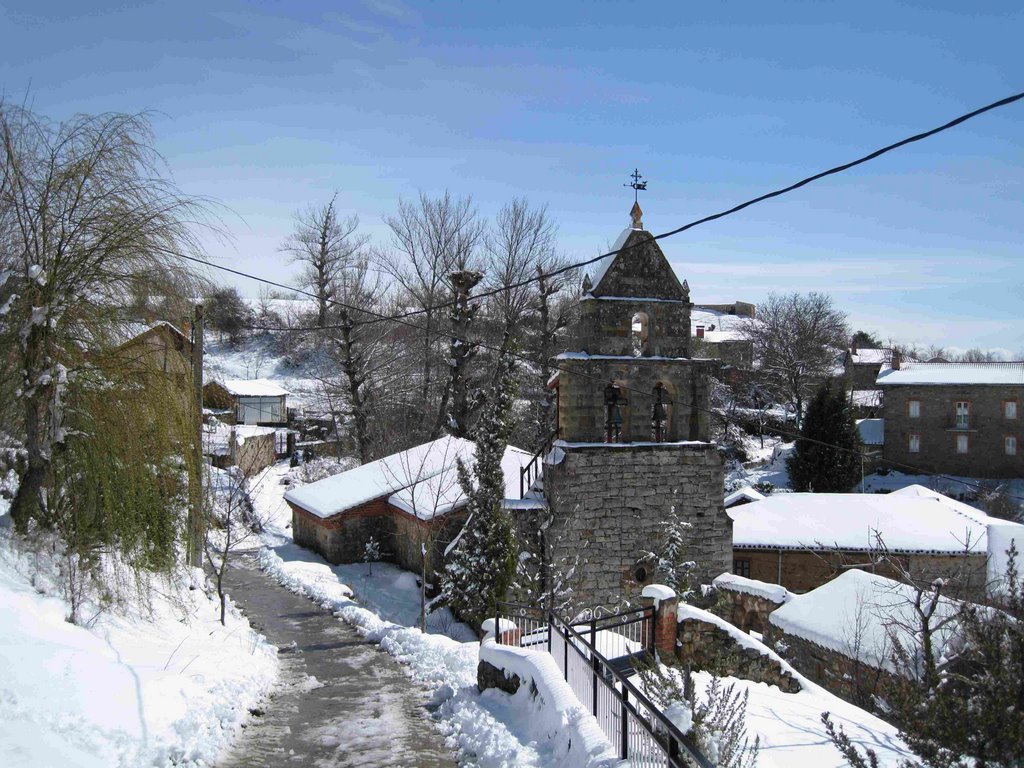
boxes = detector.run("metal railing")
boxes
[494,602,714,768]
[519,429,559,498]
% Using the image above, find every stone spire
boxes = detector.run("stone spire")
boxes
[630,201,643,229]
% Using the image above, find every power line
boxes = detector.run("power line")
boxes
[208,89,1024,332]
[192,245,1023,500]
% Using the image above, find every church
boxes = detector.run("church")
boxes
[531,200,732,606]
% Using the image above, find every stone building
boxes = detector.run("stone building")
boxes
[284,435,536,583]
[541,203,732,606]
[728,484,1023,599]
[877,359,1023,479]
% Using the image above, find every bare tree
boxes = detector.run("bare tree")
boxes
[485,198,558,349]
[0,103,210,531]
[377,192,484,439]
[280,194,368,328]
[741,292,848,428]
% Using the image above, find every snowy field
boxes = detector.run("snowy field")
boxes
[0,472,279,768]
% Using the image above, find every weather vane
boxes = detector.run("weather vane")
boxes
[624,168,647,204]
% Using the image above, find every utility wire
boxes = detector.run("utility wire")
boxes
[188,245,1023,501]
[181,90,1024,500]
[203,89,1024,333]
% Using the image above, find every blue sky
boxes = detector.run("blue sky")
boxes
[2,0,1021,353]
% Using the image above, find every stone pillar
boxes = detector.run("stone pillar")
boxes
[480,617,521,646]
[641,584,679,661]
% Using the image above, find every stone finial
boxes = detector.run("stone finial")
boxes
[630,201,643,229]
[582,273,592,293]
[682,278,690,296]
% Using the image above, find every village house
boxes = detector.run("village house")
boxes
[728,484,1023,599]
[112,321,193,377]
[203,378,290,426]
[876,358,1023,479]
[283,435,536,583]
[691,305,755,371]
[764,569,962,709]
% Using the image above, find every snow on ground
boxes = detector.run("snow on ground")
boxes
[727,438,794,493]
[204,337,327,412]
[251,460,578,767]
[0,482,279,768]
[696,670,912,768]
[861,470,1024,500]
[669,602,912,766]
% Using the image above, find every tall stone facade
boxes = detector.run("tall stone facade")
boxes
[540,205,732,606]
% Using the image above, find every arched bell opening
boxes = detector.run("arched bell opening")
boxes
[603,381,629,443]
[651,381,675,442]
[630,312,650,357]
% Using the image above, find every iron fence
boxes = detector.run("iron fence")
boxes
[494,602,714,768]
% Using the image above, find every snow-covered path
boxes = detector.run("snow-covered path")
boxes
[216,553,458,768]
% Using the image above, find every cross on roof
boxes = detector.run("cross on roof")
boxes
[624,168,648,203]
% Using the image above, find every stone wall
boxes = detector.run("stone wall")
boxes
[732,548,989,599]
[765,625,896,711]
[544,443,730,607]
[712,584,787,635]
[556,357,716,443]
[291,500,465,587]
[882,382,1022,478]
[235,432,276,477]
[675,616,801,693]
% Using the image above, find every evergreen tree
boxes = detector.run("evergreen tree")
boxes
[439,353,518,628]
[787,381,861,492]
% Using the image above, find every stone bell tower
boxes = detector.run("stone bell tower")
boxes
[543,201,732,606]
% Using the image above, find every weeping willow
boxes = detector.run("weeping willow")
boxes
[48,348,197,620]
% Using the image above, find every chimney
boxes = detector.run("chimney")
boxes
[891,349,901,370]
[696,326,705,339]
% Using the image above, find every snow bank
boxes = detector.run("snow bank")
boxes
[478,639,621,768]
[712,572,790,604]
[0,516,278,768]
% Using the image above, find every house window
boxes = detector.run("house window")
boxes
[733,558,751,578]
[1007,436,1018,456]
[956,434,969,454]
[908,434,921,453]
[955,401,970,429]
[908,400,921,418]
[1006,401,1019,420]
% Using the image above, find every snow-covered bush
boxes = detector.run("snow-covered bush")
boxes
[640,663,759,768]
[288,456,354,486]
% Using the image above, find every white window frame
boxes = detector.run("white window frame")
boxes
[908,400,921,419]
[1006,401,1019,420]
[909,434,921,454]
[1007,436,1018,456]
[956,434,969,454]
[955,401,970,429]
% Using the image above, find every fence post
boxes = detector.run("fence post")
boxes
[494,604,501,645]
[620,686,629,759]
[563,624,569,680]
[592,655,599,715]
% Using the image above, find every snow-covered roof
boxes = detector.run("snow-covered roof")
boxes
[586,226,637,291]
[850,389,882,406]
[848,348,891,365]
[284,435,531,521]
[856,418,884,446]
[768,570,963,673]
[729,485,1023,557]
[723,486,766,508]
[220,379,291,397]
[877,361,1024,386]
